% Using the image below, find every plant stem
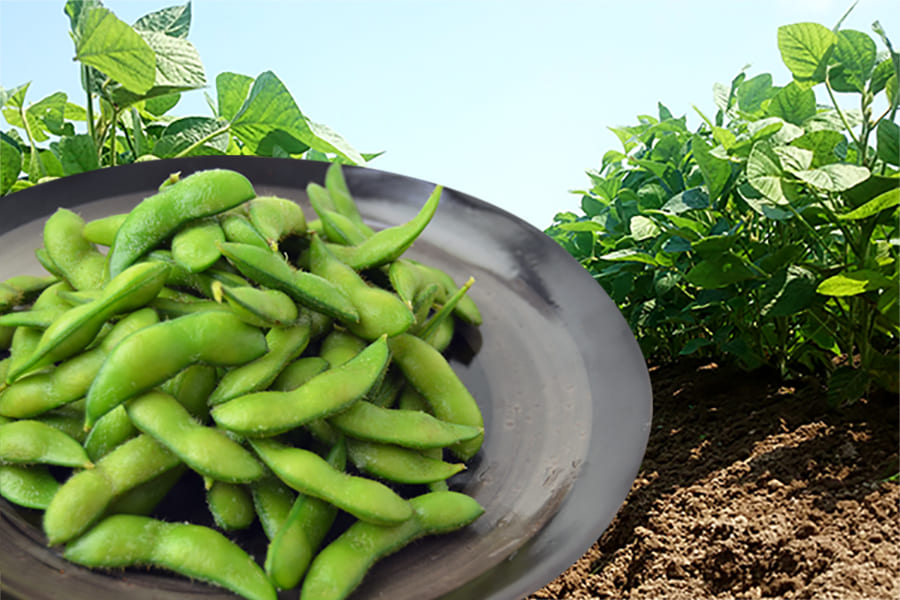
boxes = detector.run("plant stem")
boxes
[824,74,862,151]
[173,124,231,158]
[83,66,96,143]
[110,107,119,167]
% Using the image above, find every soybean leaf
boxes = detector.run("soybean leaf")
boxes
[692,135,731,200]
[598,249,659,266]
[737,73,774,113]
[230,71,305,151]
[145,92,180,116]
[747,141,787,204]
[791,130,845,166]
[759,265,818,317]
[685,252,759,288]
[307,120,365,165]
[661,187,709,214]
[793,163,870,191]
[828,30,877,94]
[767,81,816,125]
[876,119,899,166]
[64,0,103,36]
[839,188,900,220]
[64,102,87,121]
[153,116,228,157]
[57,134,99,175]
[816,269,894,296]
[630,215,660,241]
[827,366,869,407]
[778,22,838,85]
[29,92,68,136]
[0,133,22,194]
[691,235,734,259]
[774,146,814,172]
[558,218,607,233]
[133,2,191,38]
[679,337,713,356]
[216,72,253,121]
[870,58,895,95]
[74,7,156,95]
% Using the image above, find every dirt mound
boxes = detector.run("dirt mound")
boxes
[529,361,899,599]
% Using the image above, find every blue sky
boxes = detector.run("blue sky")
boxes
[1,0,897,228]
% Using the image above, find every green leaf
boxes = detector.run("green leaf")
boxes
[598,249,659,266]
[774,145,814,172]
[758,265,818,317]
[0,134,22,194]
[692,135,731,200]
[679,337,713,356]
[828,30,877,94]
[778,22,838,84]
[57,134,99,175]
[747,141,787,204]
[558,218,607,233]
[30,92,68,137]
[817,269,894,296]
[839,188,900,220]
[306,119,364,165]
[215,72,253,122]
[691,235,734,258]
[139,31,204,89]
[64,102,88,121]
[876,119,899,166]
[737,73,774,113]
[793,163,870,191]
[827,366,869,407]
[870,58,895,95]
[65,0,103,36]
[74,7,156,95]
[629,215,660,241]
[133,2,191,38]
[661,187,709,214]
[791,130,845,166]
[153,116,228,158]
[144,92,180,116]
[767,81,816,125]
[685,252,759,288]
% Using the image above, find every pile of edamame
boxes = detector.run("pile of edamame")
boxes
[0,164,486,600]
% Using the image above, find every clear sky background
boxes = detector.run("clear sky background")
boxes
[1,0,897,229]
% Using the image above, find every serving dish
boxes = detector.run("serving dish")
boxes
[0,156,652,600]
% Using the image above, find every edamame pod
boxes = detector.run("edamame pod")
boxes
[126,390,264,484]
[213,282,299,328]
[85,311,268,428]
[328,400,483,449]
[0,464,60,510]
[82,213,127,247]
[64,514,277,600]
[207,481,256,530]
[346,438,465,484]
[248,196,307,250]
[211,335,388,436]
[43,434,181,545]
[250,475,296,541]
[83,405,137,461]
[0,420,93,468]
[323,163,375,236]
[43,208,107,291]
[107,169,256,278]
[300,491,484,600]
[171,218,226,273]
[388,333,484,461]
[0,274,57,313]
[264,438,346,590]
[249,438,412,526]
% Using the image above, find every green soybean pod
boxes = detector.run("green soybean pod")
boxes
[0,308,159,419]
[0,464,61,510]
[1,274,57,313]
[248,196,307,250]
[324,163,375,236]
[82,213,127,247]
[270,356,329,392]
[107,169,256,278]
[346,438,465,484]
[211,335,389,437]
[64,515,277,600]
[328,400,482,449]
[207,481,256,530]
[300,491,484,600]
[319,329,366,368]
[160,364,218,421]
[85,310,268,428]
[413,261,483,326]
[388,333,484,461]
[0,420,93,468]
[171,218,226,273]
[221,212,270,249]
[387,259,422,308]
[5,282,73,383]
[6,262,170,383]
[264,438,346,590]
[250,438,412,526]
[34,248,66,280]
[308,236,413,340]
[42,208,107,291]
[106,464,186,516]
[33,401,89,444]
[126,390,264,484]
[212,282,299,328]
[0,308,61,329]
[217,242,358,324]
[43,434,181,545]
[83,405,137,462]
[208,320,310,406]
[318,208,370,246]
[0,325,13,351]
[324,185,441,270]
[250,476,296,541]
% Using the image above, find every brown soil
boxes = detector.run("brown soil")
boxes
[528,360,900,600]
